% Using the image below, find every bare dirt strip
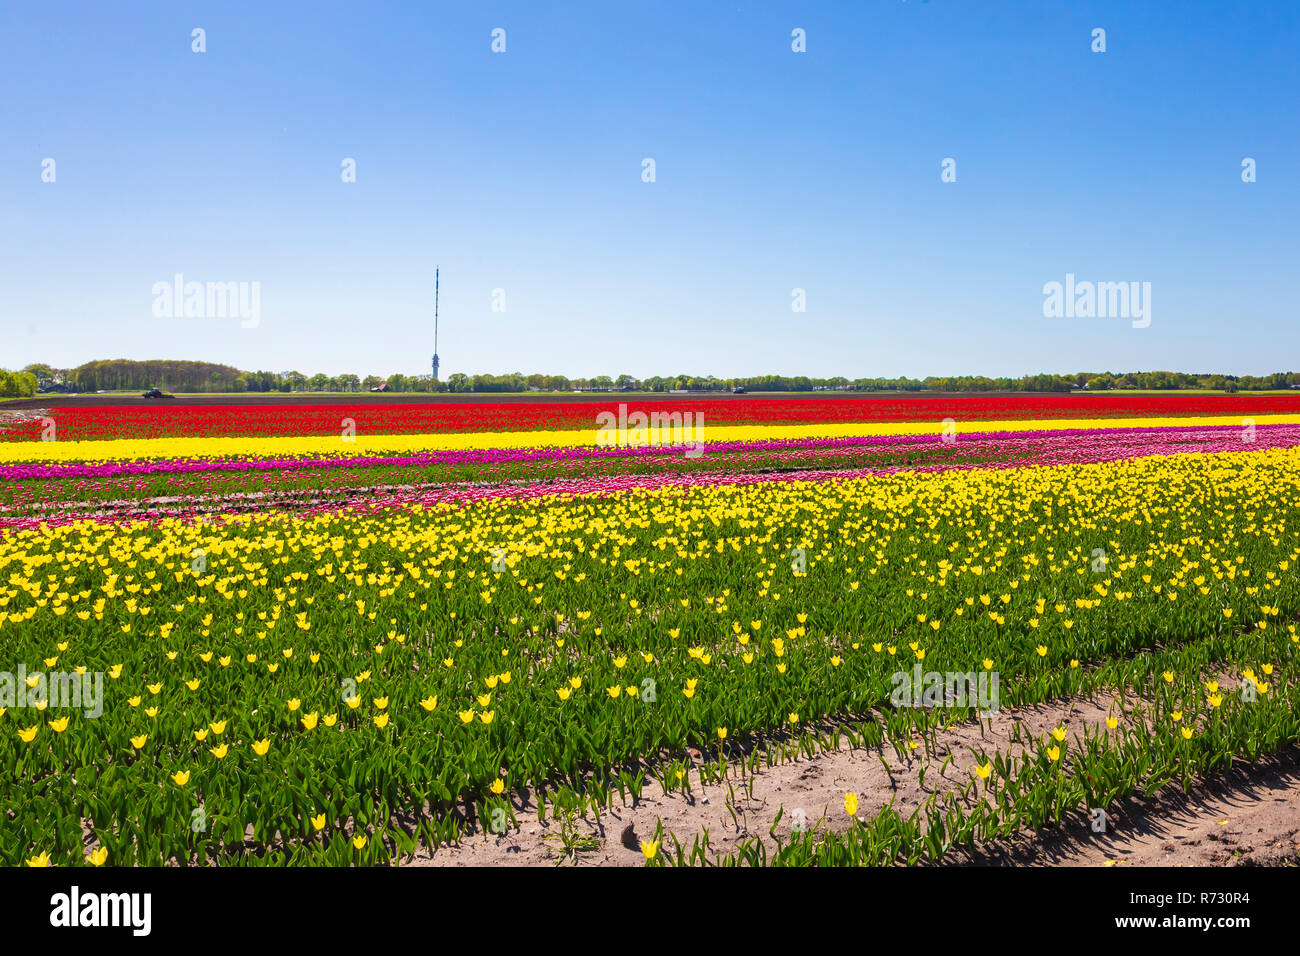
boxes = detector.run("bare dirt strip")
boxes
[404,694,1300,868]
[0,390,1156,412]
[0,407,47,426]
[955,749,1300,867]
[3,392,809,411]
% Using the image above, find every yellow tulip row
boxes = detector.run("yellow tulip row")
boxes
[2,414,1296,463]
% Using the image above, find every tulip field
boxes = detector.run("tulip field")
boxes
[3,394,1300,867]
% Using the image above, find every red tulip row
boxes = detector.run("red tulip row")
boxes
[4,393,1298,442]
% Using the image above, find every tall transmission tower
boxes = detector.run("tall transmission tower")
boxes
[432,267,441,381]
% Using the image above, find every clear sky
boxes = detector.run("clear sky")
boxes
[2,1,1297,380]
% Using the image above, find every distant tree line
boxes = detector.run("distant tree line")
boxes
[0,369,38,397]
[14,361,1300,396]
[25,360,254,394]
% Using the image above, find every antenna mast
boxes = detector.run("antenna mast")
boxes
[432,267,440,381]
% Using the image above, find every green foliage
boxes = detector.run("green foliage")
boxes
[17,360,1300,395]
[0,370,38,398]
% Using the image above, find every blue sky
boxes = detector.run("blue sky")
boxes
[2,1,1297,380]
